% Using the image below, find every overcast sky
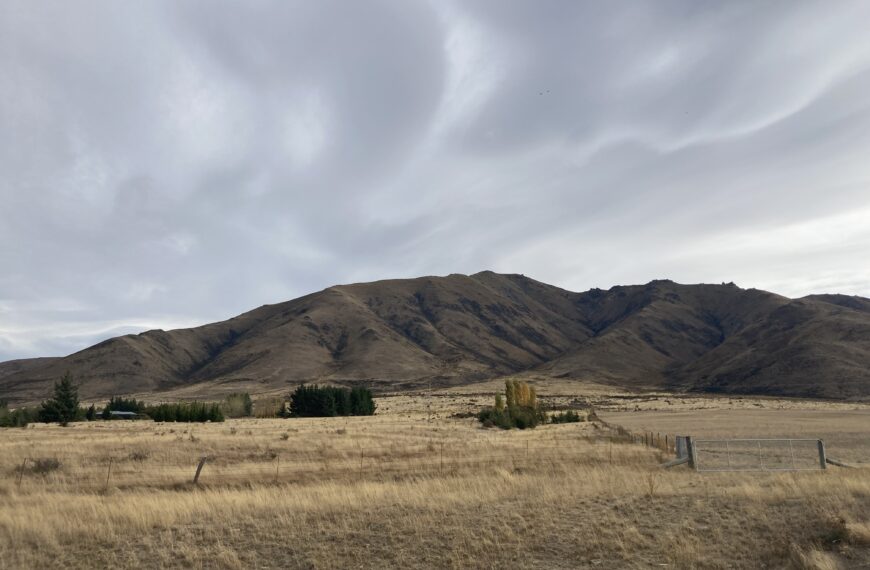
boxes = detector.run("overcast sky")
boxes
[2,1,870,361]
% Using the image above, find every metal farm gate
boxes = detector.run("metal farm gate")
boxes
[667,436,831,472]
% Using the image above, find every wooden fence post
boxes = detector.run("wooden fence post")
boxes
[193,456,207,484]
[817,440,827,470]
[105,458,113,491]
[686,436,696,470]
[17,458,28,489]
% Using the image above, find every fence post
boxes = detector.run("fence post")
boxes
[686,436,696,469]
[193,456,207,484]
[817,440,827,470]
[105,458,113,491]
[17,458,28,489]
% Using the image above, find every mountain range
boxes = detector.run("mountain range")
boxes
[2,271,869,404]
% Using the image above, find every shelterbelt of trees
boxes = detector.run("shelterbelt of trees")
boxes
[1,373,379,427]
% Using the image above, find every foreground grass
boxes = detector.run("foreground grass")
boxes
[2,398,869,569]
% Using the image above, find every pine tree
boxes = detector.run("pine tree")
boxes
[39,371,80,426]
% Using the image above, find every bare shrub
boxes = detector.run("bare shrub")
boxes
[129,449,150,462]
[30,458,62,474]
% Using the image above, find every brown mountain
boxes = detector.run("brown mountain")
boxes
[2,272,869,404]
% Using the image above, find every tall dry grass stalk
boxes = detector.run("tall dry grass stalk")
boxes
[1,396,868,569]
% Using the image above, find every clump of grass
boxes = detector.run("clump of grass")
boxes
[280,432,290,441]
[789,544,840,570]
[129,449,150,462]
[845,521,870,546]
[644,472,660,498]
[30,458,62,474]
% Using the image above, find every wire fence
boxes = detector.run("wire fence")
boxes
[691,438,826,472]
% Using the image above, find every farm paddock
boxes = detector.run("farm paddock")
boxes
[1,388,869,569]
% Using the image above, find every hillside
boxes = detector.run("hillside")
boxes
[2,272,869,404]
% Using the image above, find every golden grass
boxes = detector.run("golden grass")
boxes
[2,394,870,569]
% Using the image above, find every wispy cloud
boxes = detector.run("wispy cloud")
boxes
[2,0,870,360]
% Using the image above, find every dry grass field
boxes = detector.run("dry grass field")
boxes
[2,387,870,569]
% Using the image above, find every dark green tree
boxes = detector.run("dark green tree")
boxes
[287,384,376,417]
[350,387,376,416]
[39,371,80,426]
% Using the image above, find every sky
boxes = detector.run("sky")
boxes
[2,1,870,361]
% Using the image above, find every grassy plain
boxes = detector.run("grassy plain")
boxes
[1,385,869,569]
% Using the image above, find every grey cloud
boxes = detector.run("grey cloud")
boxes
[2,0,870,360]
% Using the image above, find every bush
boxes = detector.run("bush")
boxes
[550,410,582,424]
[0,404,37,428]
[30,458,62,474]
[288,384,376,417]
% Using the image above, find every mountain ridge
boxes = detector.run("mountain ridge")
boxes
[2,272,869,404]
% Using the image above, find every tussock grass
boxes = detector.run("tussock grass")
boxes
[1,395,869,569]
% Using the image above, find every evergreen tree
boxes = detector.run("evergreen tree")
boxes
[350,386,376,416]
[39,371,80,426]
[288,384,376,417]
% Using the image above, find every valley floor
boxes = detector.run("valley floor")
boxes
[2,386,869,569]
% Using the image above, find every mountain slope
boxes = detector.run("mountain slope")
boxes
[1,272,869,404]
[0,272,593,402]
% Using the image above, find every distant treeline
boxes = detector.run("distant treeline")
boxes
[147,402,224,423]
[286,384,376,417]
[2,372,379,428]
